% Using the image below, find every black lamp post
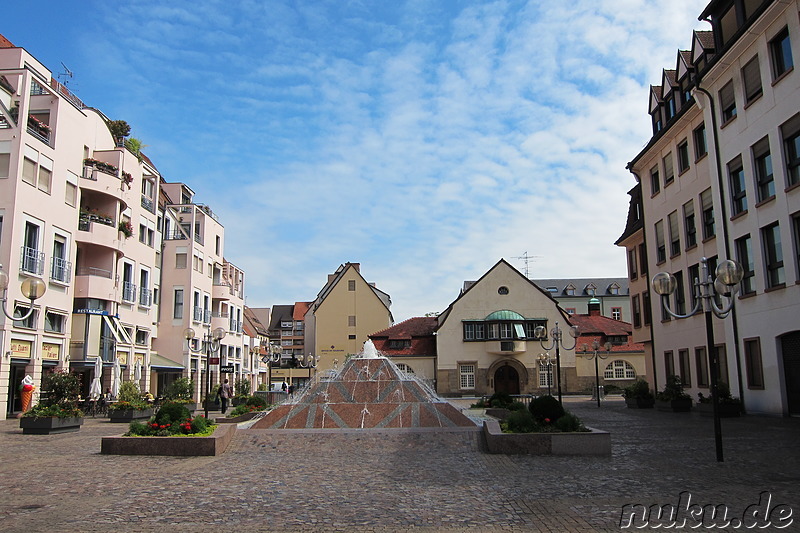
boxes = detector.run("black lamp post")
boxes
[581,340,612,408]
[184,326,226,420]
[652,256,743,462]
[534,322,579,405]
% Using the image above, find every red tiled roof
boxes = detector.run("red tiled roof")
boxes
[569,313,632,336]
[293,301,311,320]
[369,317,438,339]
[0,34,15,48]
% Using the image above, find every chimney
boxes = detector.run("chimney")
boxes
[588,298,601,316]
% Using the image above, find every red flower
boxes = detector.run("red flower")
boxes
[544,418,551,423]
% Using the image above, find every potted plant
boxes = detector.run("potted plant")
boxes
[20,371,84,434]
[118,220,133,238]
[232,378,251,406]
[696,382,742,417]
[108,381,154,422]
[623,379,655,408]
[656,375,693,412]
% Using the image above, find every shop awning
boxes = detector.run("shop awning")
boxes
[150,353,184,370]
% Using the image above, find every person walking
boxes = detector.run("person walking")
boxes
[219,378,233,414]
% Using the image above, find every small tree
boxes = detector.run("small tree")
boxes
[235,378,251,397]
[117,381,141,403]
[164,377,194,400]
[108,119,131,139]
[40,371,81,409]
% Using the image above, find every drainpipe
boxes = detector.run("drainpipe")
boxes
[690,85,746,413]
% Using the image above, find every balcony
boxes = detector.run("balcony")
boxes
[139,287,152,308]
[193,232,203,245]
[77,218,121,253]
[211,312,229,331]
[204,309,212,324]
[83,158,119,178]
[485,340,527,356]
[141,195,155,214]
[193,306,203,323]
[74,267,115,300]
[27,116,51,146]
[122,282,137,304]
[20,247,45,276]
[212,282,232,300]
[50,257,72,284]
[164,231,188,241]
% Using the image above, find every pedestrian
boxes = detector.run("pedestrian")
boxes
[288,383,294,397]
[219,378,233,414]
[281,381,287,392]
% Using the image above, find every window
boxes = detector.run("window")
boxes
[639,243,648,275]
[173,289,184,319]
[663,153,674,186]
[688,264,700,309]
[65,181,77,207]
[678,140,690,173]
[13,305,37,329]
[175,251,187,269]
[735,235,755,295]
[742,55,762,104]
[715,344,729,386]
[695,347,709,388]
[0,141,9,177]
[718,4,738,46]
[650,165,660,195]
[793,214,800,277]
[694,123,707,159]
[22,156,36,185]
[348,280,356,291]
[611,307,622,321]
[51,234,70,283]
[215,235,221,255]
[664,351,675,379]
[135,329,149,345]
[348,315,356,327]
[679,349,691,387]
[498,286,509,295]
[603,360,636,380]
[683,200,697,248]
[744,338,764,389]
[499,323,512,339]
[459,364,476,389]
[719,81,736,124]
[655,220,666,263]
[632,294,641,328]
[37,158,52,193]
[769,27,793,80]
[565,308,576,315]
[665,93,676,121]
[395,363,414,374]
[728,157,747,215]
[643,291,652,326]
[668,211,680,257]
[388,340,412,350]
[752,137,774,202]
[782,114,800,187]
[44,311,65,333]
[762,222,784,288]
[22,221,42,275]
[538,361,553,387]
[701,189,715,239]
[673,271,685,315]
[628,249,638,279]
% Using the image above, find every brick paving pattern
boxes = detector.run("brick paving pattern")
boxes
[1,397,799,532]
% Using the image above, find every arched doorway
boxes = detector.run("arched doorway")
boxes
[781,332,800,415]
[494,365,520,395]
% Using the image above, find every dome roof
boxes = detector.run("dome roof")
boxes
[484,310,526,321]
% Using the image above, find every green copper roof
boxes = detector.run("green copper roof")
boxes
[484,310,526,321]
[589,298,601,304]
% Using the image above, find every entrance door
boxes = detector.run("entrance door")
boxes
[6,364,26,415]
[782,332,800,415]
[494,365,520,395]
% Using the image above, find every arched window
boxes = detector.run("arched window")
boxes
[604,360,636,379]
[396,363,415,375]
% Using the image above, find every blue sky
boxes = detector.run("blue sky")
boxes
[5,0,708,321]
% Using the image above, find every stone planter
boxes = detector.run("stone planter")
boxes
[625,396,655,409]
[108,408,155,423]
[656,398,693,412]
[101,423,235,456]
[696,402,741,417]
[485,407,511,420]
[20,417,84,434]
[216,411,261,424]
[482,420,611,456]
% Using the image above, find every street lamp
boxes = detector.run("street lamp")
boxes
[297,353,316,390]
[652,256,743,462]
[537,352,555,397]
[184,326,226,420]
[581,340,612,408]
[534,322,579,405]
[0,264,47,321]
[261,344,281,391]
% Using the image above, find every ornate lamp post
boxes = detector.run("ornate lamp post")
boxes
[298,353,316,389]
[184,326,226,420]
[652,256,743,462]
[261,344,281,391]
[534,322,579,405]
[581,340,612,408]
[0,264,47,321]
[537,352,555,397]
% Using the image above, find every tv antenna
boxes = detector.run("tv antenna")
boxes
[512,251,541,279]
[58,63,73,86]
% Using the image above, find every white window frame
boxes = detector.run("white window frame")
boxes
[459,364,476,390]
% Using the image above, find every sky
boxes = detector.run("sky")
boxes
[4,0,709,321]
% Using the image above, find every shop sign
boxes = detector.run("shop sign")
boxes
[209,357,220,365]
[220,365,235,373]
[74,308,110,316]
[41,343,60,360]
[117,352,128,365]
[11,340,32,358]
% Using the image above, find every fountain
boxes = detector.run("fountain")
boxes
[250,341,475,430]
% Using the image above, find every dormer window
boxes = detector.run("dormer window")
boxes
[609,284,620,295]
[585,284,596,296]
[565,285,576,296]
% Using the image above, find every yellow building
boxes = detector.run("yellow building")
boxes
[305,263,393,372]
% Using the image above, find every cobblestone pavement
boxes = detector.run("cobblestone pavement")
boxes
[1,397,799,532]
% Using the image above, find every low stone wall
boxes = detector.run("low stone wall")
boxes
[100,423,236,456]
[215,411,260,424]
[482,420,610,456]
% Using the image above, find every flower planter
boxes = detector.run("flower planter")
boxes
[656,398,693,412]
[696,402,741,417]
[216,411,261,424]
[625,397,655,409]
[483,420,610,456]
[108,408,155,423]
[20,417,84,434]
[101,423,235,456]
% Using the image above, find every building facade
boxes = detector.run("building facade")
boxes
[368,316,437,388]
[532,277,630,321]
[626,0,800,414]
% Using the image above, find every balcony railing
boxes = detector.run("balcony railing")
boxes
[76,266,112,278]
[139,287,152,308]
[204,309,212,324]
[141,195,155,213]
[50,257,72,283]
[193,306,203,322]
[122,282,137,303]
[212,311,230,318]
[27,125,51,146]
[20,246,45,276]
[164,231,188,240]
[193,232,203,245]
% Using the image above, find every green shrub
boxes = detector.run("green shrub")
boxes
[623,379,654,400]
[246,395,267,408]
[508,401,526,411]
[656,375,690,401]
[190,415,209,433]
[502,409,537,433]
[529,395,565,423]
[164,377,194,400]
[118,381,141,403]
[154,401,190,427]
[470,399,489,408]
[235,378,251,396]
[488,392,513,409]
[555,413,586,432]
[602,384,622,394]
